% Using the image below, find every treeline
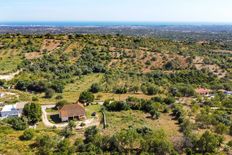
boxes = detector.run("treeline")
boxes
[104,96,175,119]
[34,126,177,155]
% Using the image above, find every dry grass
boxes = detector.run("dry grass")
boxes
[24,52,42,60]
[95,92,153,101]
[101,110,183,142]
[0,49,22,74]
[40,39,61,51]
[62,74,103,103]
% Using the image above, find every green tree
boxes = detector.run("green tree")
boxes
[142,130,174,155]
[130,85,139,94]
[23,103,42,125]
[84,126,99,143]
[113,128,142,153]
[55,100,68,110]
[149,109,160,119]
[79,91,95,104]
[57,139,72,154]
[7,117,28,130]
[36,135,58,155]
[146,86,159,95]
[215,123,228,135]
[197,131,223,154]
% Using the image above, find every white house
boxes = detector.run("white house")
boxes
[0,102,27,118]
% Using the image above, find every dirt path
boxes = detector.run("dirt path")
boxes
[42,105,68,128]
[42,105,100,129]
[0,70,21,81]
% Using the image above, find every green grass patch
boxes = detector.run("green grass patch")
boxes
[0,49,23,74]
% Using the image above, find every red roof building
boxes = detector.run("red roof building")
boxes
[195,88,211,95]
[59,103,86,122]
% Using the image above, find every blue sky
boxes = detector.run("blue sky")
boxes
[1,0,232,22]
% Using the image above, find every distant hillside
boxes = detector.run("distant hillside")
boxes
[1,25,232,42]
[0,33,231,93]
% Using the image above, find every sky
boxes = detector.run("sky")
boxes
[1,0,232,23]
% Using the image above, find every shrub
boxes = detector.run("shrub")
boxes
[146,86,159,95]
[151,96,164,102]
[32,96,39,101]
[104,101,130,111]
[227,140,232,147]
[45,88,55,98]
[0,80,4,86]
[90,83,101,93]
[196,131,223,154]
[149,109,160,119]
[36,135,59,154]
[214,123,228,135]
[55,95,63,100]
[114,87,127,94]
[21,129,35,140]
[79,91,95,104]
[7,117,28,130]
[55,100,68,110]
[163,96,176,105]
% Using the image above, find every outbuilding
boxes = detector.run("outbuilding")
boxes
[0,102,27,118]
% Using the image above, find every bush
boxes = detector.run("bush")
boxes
[147,86,159,95]
[227,140,232,147]
[215,123,228,135]
[21,129,35,140]
[36,135,59,154]
[170,85,195,97]
[79,91,95,104]
[55,95,63,100]
[60,127,73,138]
[151,96,164,102]
[196,131,223,154]
[89,83,101,93]
[7,117,28,130]
[50,82,64,93]
[149,109,160,119]
[114,87,127,94]
[141,85,159,95]
[0,80,4,86]
[104,101,130,111]
[55,100,68,110]
[45,88,55,98]
[32,96,39,101]
[163,96,176,105]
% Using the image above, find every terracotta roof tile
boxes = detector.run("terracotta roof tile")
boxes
[59,103,85,118]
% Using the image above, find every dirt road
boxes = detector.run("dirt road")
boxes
[42,105,100,129]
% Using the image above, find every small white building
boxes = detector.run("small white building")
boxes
[0,102,27,118]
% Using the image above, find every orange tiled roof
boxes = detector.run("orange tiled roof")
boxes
[59,103,85,118]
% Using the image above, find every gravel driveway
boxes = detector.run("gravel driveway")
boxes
[42,105,100,129]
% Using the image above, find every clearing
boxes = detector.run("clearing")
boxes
[102,110,183,143]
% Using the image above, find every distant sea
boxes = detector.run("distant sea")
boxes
[0,21,231,27]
